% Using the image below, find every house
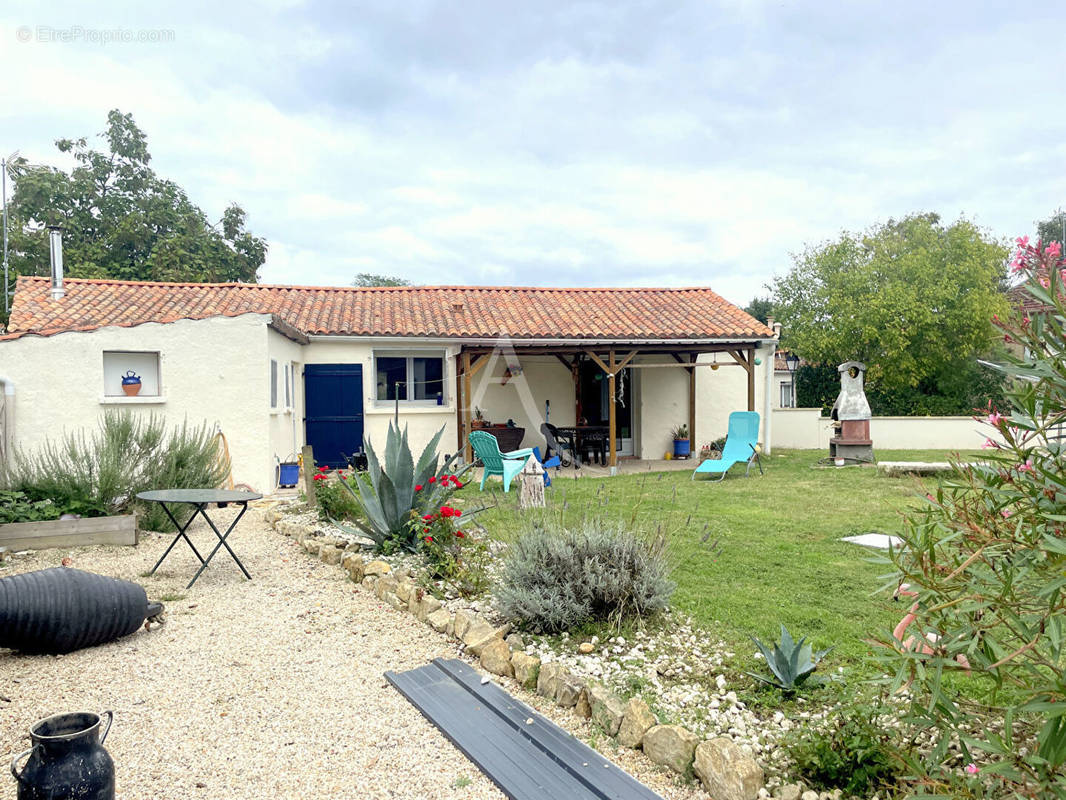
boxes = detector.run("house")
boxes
[0,275,777,492]
[773,350,806,408]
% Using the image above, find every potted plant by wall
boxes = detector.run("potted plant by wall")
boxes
[471,407,489,429]
[671,424,690,459]
[120,370,142,397]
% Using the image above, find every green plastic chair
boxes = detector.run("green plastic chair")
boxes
[692,411,763,481]
[469,430,535,492]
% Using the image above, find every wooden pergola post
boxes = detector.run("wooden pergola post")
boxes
[746,349,756,412]
[688,354,697,454]
[462,350,473,463]
[608,349,617,472]
[454,353,464,454]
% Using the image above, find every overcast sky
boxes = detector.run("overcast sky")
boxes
[1,1,1063,306]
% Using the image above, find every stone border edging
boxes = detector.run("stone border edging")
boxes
[267,511,766,800]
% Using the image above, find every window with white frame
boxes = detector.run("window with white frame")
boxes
[270,359,279,409]
[284,363,292,410]
[374,351,446,403]
[780,381,794,408]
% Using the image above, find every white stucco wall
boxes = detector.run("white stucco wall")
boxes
[771,408,1003,451]
[468,354,576,451]
[267,328,305,468]
[0,314,278,494]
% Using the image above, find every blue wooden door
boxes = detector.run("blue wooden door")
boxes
[304,364,364,469]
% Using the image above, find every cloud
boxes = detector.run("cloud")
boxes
[1,0,1064,307]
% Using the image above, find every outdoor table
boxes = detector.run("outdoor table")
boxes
[137,489,262,589]
[552,425,609,467]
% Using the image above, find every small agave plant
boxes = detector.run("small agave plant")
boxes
[335,422,478,552]
[745,624,833,695]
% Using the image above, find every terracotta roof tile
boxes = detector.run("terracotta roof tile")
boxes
[5,277,774,342]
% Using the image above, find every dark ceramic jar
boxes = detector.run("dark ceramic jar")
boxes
[10,711,114,800]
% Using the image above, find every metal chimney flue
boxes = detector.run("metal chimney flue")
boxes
[48,226,64,299]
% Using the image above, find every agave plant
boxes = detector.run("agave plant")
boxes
[745,624,833,695]
[335,422,477,552]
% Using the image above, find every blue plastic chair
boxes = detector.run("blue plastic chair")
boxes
[692,411,763,481]
[469,430,534,492]
[531,447,562,487]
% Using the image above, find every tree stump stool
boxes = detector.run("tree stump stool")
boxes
[518,459,546,509]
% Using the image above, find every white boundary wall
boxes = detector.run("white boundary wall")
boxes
[772,408,1000,451]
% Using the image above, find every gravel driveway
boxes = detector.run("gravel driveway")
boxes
[1,508,700,800]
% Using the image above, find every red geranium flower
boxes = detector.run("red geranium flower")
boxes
[415,484,423,491]
[455,530,465,538]
[423,527,430,533]
[429,477,436,483]
[425,536,433,543]
[318,466,329,472]
[422,514,433,521]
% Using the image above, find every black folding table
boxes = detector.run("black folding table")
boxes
[137,489,261,588]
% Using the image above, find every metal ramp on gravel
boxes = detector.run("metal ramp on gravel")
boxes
[385,658,664,800]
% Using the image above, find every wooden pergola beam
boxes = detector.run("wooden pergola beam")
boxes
[583,350,611,374]
[614,350,638,373]
[460,342,766,357]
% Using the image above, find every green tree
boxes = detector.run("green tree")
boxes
[770,213,1010,413]
[353,273,411,287]
[4,110,266,291]
[1036,209,1066,251]
[743,296,774,325]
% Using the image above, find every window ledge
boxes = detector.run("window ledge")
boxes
[100,395,166,405]
[366,404,454,415]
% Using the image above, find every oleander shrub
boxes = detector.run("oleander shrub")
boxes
[875,236,1066,798]
[3,412,228,530]
[496,519,674,633]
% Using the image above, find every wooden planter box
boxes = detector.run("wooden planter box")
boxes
[0,514,137,552]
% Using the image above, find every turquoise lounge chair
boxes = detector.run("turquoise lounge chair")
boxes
[469,430,535,492]
[692,411,763,481]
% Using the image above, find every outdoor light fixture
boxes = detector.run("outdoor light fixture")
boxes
[785,352,800,407]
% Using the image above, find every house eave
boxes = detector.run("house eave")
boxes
[306,334,776,347]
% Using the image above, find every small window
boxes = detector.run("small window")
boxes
[374,352,446,403]
[284,363,291,409]
[412,356,444,400]
[780,382,794,408]
[270,359,278,408]
[103,351,161,397]
[377,356,408,401]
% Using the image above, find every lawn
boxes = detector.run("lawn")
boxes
[466,449,980,676]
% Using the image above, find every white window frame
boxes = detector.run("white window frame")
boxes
[780,381,794,408]
[270,359,279,410]
[373,350,447,406]
[284,363,292,411]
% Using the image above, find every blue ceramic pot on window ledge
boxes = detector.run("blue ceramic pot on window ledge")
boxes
[121,371,142,397]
